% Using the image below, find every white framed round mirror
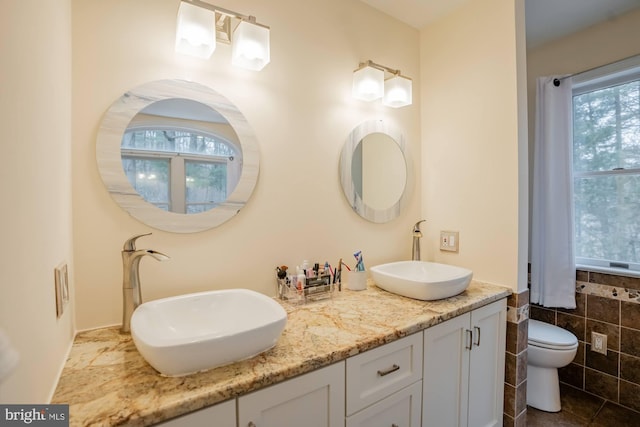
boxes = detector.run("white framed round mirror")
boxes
[97,79,260,233]
[339,120,409,223]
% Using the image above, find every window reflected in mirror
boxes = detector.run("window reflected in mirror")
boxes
[121,99,242,214]
[122,156,170,211]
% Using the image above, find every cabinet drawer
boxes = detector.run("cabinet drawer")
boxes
[346,333,423,415]
[346,381,422,427]
[157,399,235,426]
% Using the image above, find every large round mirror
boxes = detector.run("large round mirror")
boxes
[339,120,409,223]
[97,80,259,233]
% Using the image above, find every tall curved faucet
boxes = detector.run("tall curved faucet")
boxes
[121,233,169,333]
[412,220,426,261]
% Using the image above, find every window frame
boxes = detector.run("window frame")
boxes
[572,55,640,276]
[122,125,238,214]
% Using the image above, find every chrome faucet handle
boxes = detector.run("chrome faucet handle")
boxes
[123,233,152,251]
[412,220,426,234]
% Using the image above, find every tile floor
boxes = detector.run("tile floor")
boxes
[526,384,640,426]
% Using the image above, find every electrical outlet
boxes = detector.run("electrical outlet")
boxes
[592,331,607,355]
[440,231,459,252]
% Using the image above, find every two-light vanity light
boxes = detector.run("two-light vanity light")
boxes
[352,60,412,108]
[175,0,270,71]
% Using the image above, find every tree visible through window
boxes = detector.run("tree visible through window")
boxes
[121,128,237,214]
[573,74,640,271]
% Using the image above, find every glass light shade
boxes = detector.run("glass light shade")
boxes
[232,21,270,71]
[383,75,412,108]
[175,1,216,59]
[352,66,384,101]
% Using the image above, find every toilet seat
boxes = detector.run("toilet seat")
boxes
[529,319,578,350]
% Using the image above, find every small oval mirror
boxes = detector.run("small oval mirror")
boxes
[339,120,409,223]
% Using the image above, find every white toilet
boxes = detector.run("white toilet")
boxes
[527,319,579,412]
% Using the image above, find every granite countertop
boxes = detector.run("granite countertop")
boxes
[52,281,511,426]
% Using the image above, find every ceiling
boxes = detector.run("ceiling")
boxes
[360,0,640,48]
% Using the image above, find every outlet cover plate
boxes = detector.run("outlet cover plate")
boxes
[440,231,459,252]
[591,331,607,355]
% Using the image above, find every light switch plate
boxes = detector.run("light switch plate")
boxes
[54,263,69,318]
[440,231,459,252]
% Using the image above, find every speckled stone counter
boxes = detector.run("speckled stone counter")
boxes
[52,281,510,426]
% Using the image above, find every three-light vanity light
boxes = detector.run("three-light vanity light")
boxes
[352,60,413,108]
[175,0,270,71]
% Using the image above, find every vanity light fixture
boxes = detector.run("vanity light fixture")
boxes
[175,1,217,59]
[175,0,270,71]
[383,74,412,108]
[352,60,412,108]
[352,62,384,101]
[231,18,270,71]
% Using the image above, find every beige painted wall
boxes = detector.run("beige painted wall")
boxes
[72,0,421,330]
[0,0,75,402]
[527,7,640,138]
[526,9,640,230]
[420,0,527,291]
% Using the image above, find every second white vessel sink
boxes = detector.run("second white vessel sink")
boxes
[131,288,287,376]
[370,260,472,301]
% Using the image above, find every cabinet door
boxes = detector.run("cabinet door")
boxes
[468,299,506,427]
[157,399,235,427]
[422,313,470,427]
[346,381,422,427]
[238,362,345,427]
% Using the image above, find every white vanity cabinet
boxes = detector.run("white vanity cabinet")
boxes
[422,299,506,427]
[238,362,345,427]
[346,333,423,427]
[155,299,507,427]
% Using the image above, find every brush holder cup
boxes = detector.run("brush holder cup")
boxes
[346,271,367,291]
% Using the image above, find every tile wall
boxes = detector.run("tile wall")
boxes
[529,270,640,414]
[504,289,529,427]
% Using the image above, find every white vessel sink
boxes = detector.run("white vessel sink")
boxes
[131,289,287,376]
[370,261,473,301]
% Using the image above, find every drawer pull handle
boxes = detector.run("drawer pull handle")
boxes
[377,364,400,376]
[392,424,399,427]
[465,329,472,350]
[248,423,256,427]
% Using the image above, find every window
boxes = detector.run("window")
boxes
[122,128,238,214]
[572,58,640,273]
[185,160,228,214]
[122,157,170,211]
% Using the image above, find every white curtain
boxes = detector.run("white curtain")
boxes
[531,76,576,309]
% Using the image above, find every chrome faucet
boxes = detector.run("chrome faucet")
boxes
[412,220,426,261]
[121,233,169,333]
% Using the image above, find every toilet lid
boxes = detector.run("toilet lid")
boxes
[529,319,578,348]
